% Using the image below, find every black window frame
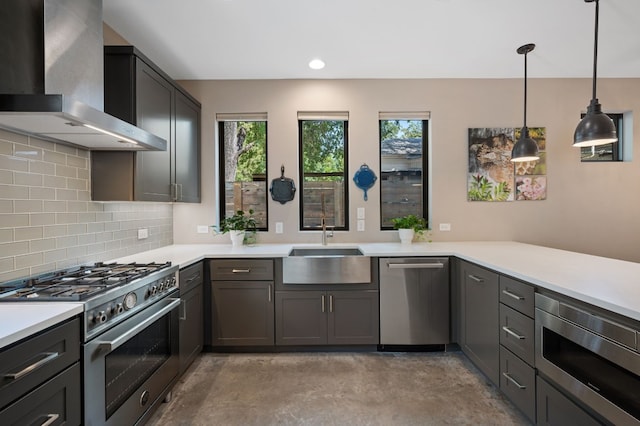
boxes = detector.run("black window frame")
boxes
[379,119,429,230]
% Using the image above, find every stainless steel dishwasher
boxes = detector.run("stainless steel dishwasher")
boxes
[379,257,450,345]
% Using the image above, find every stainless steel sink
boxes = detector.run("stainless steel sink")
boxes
[282,247,371,284]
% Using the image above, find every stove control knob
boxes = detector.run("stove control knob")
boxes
[115,303,124,314]
[151,285,158,296]
[170,277,177,287]
[96,311,108,324]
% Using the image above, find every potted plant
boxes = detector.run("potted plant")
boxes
[214,209,257,246]
[391,214,428,244]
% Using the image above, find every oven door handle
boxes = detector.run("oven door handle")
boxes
[96,298,180,352]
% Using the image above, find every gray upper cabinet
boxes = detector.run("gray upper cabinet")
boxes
[91,46,201,202]
[459,260,500,385]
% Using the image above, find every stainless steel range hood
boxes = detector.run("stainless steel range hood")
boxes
[0,0,166,151]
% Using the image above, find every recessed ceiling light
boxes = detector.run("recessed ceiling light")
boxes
[309,59,325,70]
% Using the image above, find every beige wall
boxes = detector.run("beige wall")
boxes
[174,78,640,262]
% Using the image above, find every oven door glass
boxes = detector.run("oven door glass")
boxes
[104,314,172,419]
[543,327,640,420]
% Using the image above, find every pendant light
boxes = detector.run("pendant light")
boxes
[511,43,539,163]
[573,0,617,147]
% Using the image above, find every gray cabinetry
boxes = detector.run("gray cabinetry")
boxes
[0,318,81,425]
[498,275,536,423]
[275,290,379,346]
[210,259,275,346]
[179,262,204,374]
[459,260,500,385]
[92,45,201,203]
[536,376,602,426]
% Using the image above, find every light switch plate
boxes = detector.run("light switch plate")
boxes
[357,207,365,219]
[439,223,451,231]
[197,225,209,234]
[275,222,284,234]
[357,219,365,231]
[137,228,149,239]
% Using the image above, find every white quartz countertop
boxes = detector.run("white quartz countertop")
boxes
[113,241,640,322]
[0,302,83,348]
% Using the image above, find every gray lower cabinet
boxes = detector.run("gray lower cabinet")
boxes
[275,290,379,346]
[179,262,204,374]
[459,260,500,385]
[210,259,275,347]
[536,376,602,426]
[0,318,81,425]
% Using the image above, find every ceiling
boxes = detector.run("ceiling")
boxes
[103,0,640,80]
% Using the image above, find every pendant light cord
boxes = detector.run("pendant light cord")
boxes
[592,0,599,101]
[523,51,528,127]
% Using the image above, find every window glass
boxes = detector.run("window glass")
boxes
[299,119,348,230]
[580,113,623,162]
[218,120,268,229]
[379,119,428,229]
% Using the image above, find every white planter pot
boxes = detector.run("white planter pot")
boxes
[229,230,245,246]
[398,228,415,244]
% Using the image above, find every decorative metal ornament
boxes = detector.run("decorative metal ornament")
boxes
[353,164,377,201]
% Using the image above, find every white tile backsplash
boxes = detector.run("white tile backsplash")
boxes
[0,131,173,282]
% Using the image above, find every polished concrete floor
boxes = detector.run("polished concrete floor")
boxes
[147,351,531,425]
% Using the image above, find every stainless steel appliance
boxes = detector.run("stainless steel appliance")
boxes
[379,257,449,346]
[535,293,640,425]
[1,262,180,425]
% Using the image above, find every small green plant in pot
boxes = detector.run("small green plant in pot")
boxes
[213,209,257,246]
[391,214,429,244]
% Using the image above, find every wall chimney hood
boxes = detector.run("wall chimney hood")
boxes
[0,0,166,151]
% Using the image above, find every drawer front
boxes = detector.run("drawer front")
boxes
[499,346,536,423]
[499,304,535,365]
[210,259,274,281]
[0,318,80,409]
[0,363,81,426]
[180,261,204,293]
[499,275,534,317]
[536,376,602,426]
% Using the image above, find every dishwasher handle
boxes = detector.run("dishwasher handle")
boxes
[387,262,444,269]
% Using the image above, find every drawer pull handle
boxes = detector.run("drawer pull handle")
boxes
[4,352,59,380]
[268,285,272,303]
[502,326,526,340]
[502,372,526,389]
[388,263,444,269]
[185,273,201,284]
[179,299,187,321]
[232,269,250,273]
[468,274,484,283]
[40,414,60,426]
[502,289,524,301]
[329,294,334,313]
[321,295,326,313]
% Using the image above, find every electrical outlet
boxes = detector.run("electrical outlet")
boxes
[357,219,365,231]
[439,223,451,231]
[357,207,365,219]
[275,222,284,234]
[197,225,209,234]
[137,228,148,239]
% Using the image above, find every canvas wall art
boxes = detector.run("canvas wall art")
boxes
[468,127,546,202]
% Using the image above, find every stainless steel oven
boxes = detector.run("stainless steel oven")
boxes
[84,293,180,425]
[535,293,640,425]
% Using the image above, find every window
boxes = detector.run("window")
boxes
[379,113,429,229]
[217,114,268,230]
[298,112,349,230]
[580,113,623,162]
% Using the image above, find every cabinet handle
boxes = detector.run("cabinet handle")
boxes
[179,299,187,320]
[321,295,325,313]
[40,414,60,426]
[178,184,183,201]
[268,285,272,302]
[388,262,444,269]
[502,326,526,340]
[468,274,484,283]
[231,269,250,273]
[4,352,59,380]
[502,289,524,301]
[329,294,333,313]
[502,372,526,389]
[186,273,201,284]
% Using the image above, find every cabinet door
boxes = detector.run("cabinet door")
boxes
[211,281,274,346]
[328,291,379,345]
[179,284,203,374]
[275,291,327,345]
[460,261,500,385]
[174,90,200,203]
[536,376,602,426]
[134,59,174,201]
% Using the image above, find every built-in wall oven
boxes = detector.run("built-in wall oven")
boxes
[535,293,640,425]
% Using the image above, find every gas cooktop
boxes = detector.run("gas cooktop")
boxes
[0,262,172,301]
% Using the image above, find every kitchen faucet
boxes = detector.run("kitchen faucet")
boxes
[320,193,333,245]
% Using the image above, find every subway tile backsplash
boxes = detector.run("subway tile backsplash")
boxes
[0,129,173,282]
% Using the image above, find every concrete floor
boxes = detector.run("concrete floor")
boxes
[147,351,531,425]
